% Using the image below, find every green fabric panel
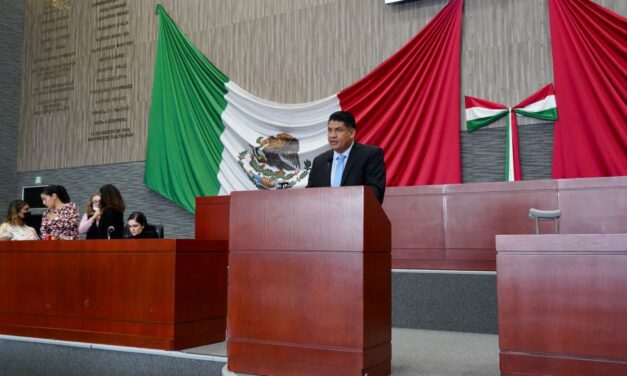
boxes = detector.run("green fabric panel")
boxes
[466,110,509,132]
[145,5,229,213]
[514,108,558,121]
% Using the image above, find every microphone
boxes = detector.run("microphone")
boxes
[107,226,115,240]
[276,179,289,189]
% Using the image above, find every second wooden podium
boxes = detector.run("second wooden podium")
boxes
[227,186,392,376]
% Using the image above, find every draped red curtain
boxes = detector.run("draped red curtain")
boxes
[338,0,463,186]
[549,0,627,178]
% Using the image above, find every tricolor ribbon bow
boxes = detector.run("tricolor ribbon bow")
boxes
[465,84,558,181]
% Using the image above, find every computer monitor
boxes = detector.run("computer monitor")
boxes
[22,185,47,215]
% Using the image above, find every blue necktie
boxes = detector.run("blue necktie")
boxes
[332,155,346,188]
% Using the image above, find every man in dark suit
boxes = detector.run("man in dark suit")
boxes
[306,111,386,203]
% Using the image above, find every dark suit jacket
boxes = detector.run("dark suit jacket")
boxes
[124,224,163,239]
[306,142,386,203]
[96,208,124,239]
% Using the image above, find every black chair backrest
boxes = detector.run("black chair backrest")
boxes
[150,224,165,238]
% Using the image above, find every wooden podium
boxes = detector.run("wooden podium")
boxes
[227,186,392,376]
[196,195,230,241]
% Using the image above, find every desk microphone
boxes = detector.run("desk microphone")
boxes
[276,179,289,189]
[107,226,115,240]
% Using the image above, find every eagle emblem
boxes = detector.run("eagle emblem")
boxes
[238,133,312,189]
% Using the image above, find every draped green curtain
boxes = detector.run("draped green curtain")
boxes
[467,111,508,132]
[514,109,558,121]
[145,5,229,212]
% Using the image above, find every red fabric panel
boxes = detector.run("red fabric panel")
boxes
[512,84,555,110]
[549,0,627,178]
[338,0,463,186]
[465,96,507,110]
[509,111,522,181]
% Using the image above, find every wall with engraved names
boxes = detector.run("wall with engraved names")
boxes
[16,0,625,173]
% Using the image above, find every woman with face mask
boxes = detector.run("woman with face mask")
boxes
[40,185,79,240]
[78,193,102,239]
[0,200,40,240]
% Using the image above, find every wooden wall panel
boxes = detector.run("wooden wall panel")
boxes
[18,0,443,171]
[194,176,627,271]
[382,185,446,265]
[383,176,627,270]
[17,0,626,170]
[445,180,558,250]
[557,177,627,234]
[462,0,552,124]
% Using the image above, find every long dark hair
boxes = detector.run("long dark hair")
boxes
[127,211,148,227]
[99,184,126,213]
[42,185,71,204]
[3,200,28,226]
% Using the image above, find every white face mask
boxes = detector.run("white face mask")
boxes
[93,205,99,211]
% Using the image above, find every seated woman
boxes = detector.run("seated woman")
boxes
[126,211,160,239]
[95,184,125,239]
[40,185,79,240]
[0,200,39,240]
[78,193,101,239]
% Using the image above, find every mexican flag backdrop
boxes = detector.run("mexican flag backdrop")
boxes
[146,1,463,212]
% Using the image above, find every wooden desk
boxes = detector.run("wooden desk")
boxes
[0,239,228,350]
[497,234,627,375]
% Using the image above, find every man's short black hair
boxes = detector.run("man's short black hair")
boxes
[328,111,356,130]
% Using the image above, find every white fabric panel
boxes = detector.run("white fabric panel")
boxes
[465,107,507,121]
[217,81,340,194]
[518,95,557,112]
